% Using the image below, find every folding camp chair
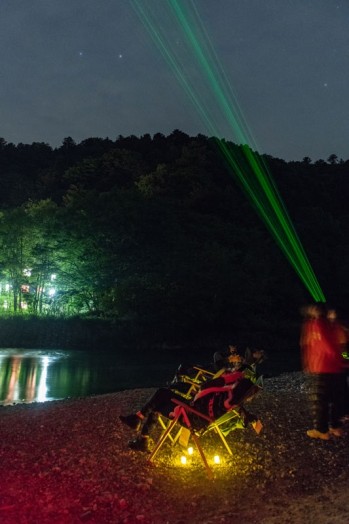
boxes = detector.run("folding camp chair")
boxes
[149,372,264,478]
[156,366,225,444]
[148,398,256,479]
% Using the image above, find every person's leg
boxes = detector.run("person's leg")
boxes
[337,370,349,419]
[128,411,159,451]
[345,371,349,418]
[121,388,187,451]
[140,411,157,436]
[307,373,330,439]
[345,370,349,417]
[140,388,175,418]
[140,388,190,432]
[328,373,346,436]
[119,387,173,431]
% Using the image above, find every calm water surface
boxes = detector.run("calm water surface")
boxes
[0,347,301,405]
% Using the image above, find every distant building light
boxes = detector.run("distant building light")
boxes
[21,285,30,293]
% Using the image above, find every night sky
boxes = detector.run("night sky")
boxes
[1,0,348,161]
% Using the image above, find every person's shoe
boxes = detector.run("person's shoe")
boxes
[306,429,330,440]
[329,427,344,437]
[119,414,142,431]
[128,436,150,452]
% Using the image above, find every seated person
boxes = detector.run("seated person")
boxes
[119,368,261,452]
[213,344,266,372]
[213,344,241,371]
[170,346,265,400]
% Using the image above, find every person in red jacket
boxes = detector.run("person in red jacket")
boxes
[300,303,346,440]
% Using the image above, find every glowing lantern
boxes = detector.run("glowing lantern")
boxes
[187,447,194,455]
[213,455,221,464]
[180,456,187,465]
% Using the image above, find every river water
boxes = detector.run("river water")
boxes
[0,347,301,405]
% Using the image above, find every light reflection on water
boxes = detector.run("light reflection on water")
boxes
[0,349,92,405]
[0,347,180,405]
[0,347,301,405]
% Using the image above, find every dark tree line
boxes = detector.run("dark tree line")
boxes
[0,131,348,350]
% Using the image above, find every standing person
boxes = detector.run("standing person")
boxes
[300,303,346,440]
[327,307,349,418]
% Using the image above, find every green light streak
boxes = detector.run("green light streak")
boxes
[131,0,326,302]
[129,1,210,129]
[218,141,324,300]
[169,2,244,143]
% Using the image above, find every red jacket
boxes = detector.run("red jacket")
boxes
[300,318,344,373]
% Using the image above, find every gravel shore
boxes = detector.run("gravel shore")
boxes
[0,372,348,524]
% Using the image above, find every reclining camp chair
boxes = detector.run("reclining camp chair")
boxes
[148,389,263,479]
[154,357,264,461]
[157,365,225,442]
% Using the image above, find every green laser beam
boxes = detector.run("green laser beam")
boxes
[132,0,325,301]
[131,0,326,302]
[217,141,323,300]
[167,0,324,299]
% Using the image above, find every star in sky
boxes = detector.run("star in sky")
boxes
[1,0,349,161]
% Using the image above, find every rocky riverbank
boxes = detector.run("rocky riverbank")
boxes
[0,372,348,524]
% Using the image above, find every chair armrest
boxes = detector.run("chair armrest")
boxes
[171,398,212,424]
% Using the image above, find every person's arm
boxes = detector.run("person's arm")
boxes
[200,376,225,390]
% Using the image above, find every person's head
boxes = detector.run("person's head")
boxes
[327,308,337,322]
[228,353,243,368]
[251,348,265,363]
[303,303,325,319]
[244,347,266,366]
[228,344,238,354]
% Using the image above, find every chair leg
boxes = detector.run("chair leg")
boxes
[149,404,216,479]
[180,408,214,479]
[158,414,184,445]
[214,426,233,455]
[158,414,176,443]
[148,408,213,479]
[148,415,180,462]
[190,430,214,479]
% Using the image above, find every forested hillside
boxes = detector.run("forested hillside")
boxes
[0,131,348,350]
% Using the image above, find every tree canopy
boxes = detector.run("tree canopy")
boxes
[0,131,348,349]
